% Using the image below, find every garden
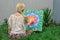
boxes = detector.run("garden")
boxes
[0,8,60,40]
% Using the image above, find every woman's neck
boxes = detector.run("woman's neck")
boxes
[16,11,24,17]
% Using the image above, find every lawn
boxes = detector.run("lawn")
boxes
[0,24,60,40]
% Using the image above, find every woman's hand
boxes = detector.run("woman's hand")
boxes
[27,20,33,26]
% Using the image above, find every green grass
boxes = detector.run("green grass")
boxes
[0,24,60,40]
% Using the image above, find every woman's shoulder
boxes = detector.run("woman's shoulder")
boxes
[9,13,16,19]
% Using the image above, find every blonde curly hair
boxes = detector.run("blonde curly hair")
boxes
[16,3,25,13]
[16,3,28,23]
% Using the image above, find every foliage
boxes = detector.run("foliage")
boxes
[0,24,60,40]
[3,18,8,25]
[43,8,53,26]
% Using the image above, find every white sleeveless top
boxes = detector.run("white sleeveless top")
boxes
[8,13,26,34]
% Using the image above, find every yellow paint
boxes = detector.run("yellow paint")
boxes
[28,17,35,22]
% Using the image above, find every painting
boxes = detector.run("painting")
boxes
[24,10,43,31]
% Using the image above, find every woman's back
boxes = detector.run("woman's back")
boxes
[8,13,26,34]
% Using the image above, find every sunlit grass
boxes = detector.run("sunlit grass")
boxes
[0,24,60,40]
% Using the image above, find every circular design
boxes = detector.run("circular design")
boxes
[24,10,43,31]
[28,14,37,24]
[27,13,39,28]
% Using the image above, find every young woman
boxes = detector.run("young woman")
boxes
[8,3,33,38]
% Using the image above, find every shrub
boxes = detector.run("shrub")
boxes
[43,8,53,26]
[3,18,8,25]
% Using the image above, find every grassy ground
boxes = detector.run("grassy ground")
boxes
[0,24,60,40]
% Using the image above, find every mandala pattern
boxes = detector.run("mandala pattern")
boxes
[24,10,43,31]
[27,13,39,28]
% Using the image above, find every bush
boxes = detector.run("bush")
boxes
[3,18,8,25]
[43,8,53,26]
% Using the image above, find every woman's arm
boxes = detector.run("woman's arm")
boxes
[22,14,33,26]
[8,16,12,34]
[8,25,11,34]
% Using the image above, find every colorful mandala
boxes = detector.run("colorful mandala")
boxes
[27,13,39,28]
[24,10,43,31]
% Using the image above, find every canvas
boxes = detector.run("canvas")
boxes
[24,10,43,31]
